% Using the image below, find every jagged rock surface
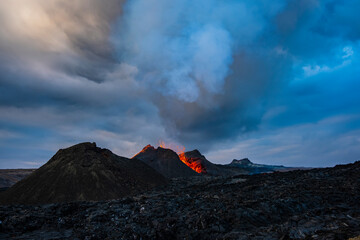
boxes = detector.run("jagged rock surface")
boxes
[0,142,167,205]
[0,161,359,239]
[132,145,198,178]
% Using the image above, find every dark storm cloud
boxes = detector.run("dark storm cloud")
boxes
[0,0,166,167]
[0,0,360,167]
[150,51,292,150]
[0,0,125,83]
[113,0,360,160]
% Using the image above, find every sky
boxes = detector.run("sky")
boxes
[0,0,359,168]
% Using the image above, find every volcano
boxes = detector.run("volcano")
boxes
[132,145,198,178]
[0,142,167,205]
[179,149,224,175]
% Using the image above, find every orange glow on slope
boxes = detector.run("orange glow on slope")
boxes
[157,140,206,173]
[139,144,155,153]
[178,153,206,174]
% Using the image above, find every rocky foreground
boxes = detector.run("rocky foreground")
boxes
[1,161,360,240]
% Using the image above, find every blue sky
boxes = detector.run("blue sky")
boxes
[0,0,359,168]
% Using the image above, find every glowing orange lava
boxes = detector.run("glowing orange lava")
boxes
[157,141,206,173]
[178,153,206,174]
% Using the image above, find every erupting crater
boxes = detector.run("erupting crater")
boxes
[179,151,207,174]
[157,141,207,173]
[137,141,225,176]
[132,144,198,178]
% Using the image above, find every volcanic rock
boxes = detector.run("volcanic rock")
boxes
[179,150,224,175]
[132,145,198,178]
[1,161,360,239]
[0,142,167,205]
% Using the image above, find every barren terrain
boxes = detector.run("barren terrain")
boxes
[1,161,359,240]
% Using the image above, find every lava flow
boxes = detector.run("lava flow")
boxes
[158,141,206,173]
[179,152,207,174]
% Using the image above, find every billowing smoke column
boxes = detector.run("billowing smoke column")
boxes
[114,0,272,102]
[117,0,242,102]
[112,0,286,149]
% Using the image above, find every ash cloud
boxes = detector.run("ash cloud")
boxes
[1,0,360,167]
[111,0,300,150]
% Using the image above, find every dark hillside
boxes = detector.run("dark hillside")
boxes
[0,142,167,205]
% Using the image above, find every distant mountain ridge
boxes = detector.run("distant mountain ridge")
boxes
[178,151,292,176]
[0,169,35,189]
[230,158,253,165]
[226,158,287,175]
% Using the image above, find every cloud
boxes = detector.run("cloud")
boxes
[0,0,360,167]
[206,114,360,167]
[0,0,125,84]
[111,0,291,149]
